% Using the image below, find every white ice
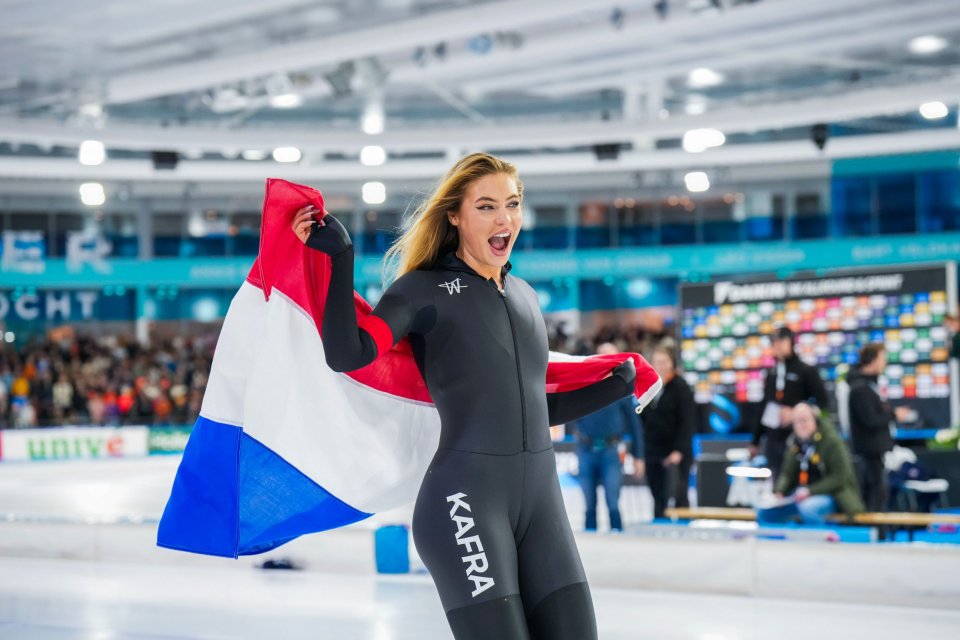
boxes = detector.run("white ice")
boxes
[2,557,959,640]
[0,456,958,639]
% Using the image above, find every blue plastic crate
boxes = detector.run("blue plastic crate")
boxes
[375,525,410,574]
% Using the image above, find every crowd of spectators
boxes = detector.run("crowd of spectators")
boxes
[0,319,665,430]
[0,332,214,429]
[548,319,669,357]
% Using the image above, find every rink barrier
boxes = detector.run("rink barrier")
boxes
[0,465,958,608]
[0,513,159,525]
[1,515,958,610]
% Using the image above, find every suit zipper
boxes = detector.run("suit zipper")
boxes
[492,278,527,451]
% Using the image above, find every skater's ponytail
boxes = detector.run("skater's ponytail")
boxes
[384,152,523,281]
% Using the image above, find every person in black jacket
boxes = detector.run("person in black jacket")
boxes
[643,344,696,519]
[848,343,912,512]
[750,327,828,482]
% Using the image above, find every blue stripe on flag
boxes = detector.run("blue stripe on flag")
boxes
[235,430,372,555]
[157,416,241,557]
[157,416,372,558]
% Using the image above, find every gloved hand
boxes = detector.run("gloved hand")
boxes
[611,357,636,390]
[307,213,353,256]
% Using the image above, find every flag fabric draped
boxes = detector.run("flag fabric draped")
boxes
[157,178,661,558]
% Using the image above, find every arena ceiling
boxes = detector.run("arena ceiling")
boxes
[0,0,958,200]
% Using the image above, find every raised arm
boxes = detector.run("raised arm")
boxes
[294,207,416,372]
[546,359,636,426]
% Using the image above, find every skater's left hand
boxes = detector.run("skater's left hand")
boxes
[610,358,636,388]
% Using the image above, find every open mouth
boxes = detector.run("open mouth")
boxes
[488,231,511,255]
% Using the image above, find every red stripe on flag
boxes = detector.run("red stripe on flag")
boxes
[359,314,394,358]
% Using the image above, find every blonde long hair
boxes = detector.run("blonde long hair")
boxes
[384,152,523,280]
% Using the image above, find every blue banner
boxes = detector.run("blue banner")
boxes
[0,288,135,323]
[2,232,960,288]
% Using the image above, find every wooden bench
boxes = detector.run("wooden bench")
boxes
[665,507,757,522]
[841,512,960,541]
[664,507,960,541]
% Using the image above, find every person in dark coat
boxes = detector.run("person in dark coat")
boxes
[571,342,645,532]
[848,343,912,512]
[750,327,828,482]
[643,344,696,520]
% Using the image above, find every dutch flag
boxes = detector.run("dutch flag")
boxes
[157,178,662,558]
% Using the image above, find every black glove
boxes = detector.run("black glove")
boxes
[611,358,636,391]
[305,213,353,256]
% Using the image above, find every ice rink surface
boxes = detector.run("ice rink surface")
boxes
[2,556,959,640]
[1,457,958,639]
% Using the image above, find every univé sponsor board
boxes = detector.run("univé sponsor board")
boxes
[0,426,149,462]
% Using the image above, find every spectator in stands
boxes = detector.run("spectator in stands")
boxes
[848,343,912,512]
[170,378,189,424]
[10,367,29,404]
[103,386,121,425]
[643,344,696,520]
[31,366,54,424]
[154,391,173,425]
[51,373,74,422]
[571,342,644,532]
[750,327,828,482]
[187,388,204,420]
[13,398,37,428]
[87,389,106,425]
[8,367,34,428]
[0,373,7,419]
[118,385,135,419]
[758,402,863,524]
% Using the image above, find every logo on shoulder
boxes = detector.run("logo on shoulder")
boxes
[439,278,467,295]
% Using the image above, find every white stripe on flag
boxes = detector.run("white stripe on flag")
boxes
[205,281,441,514]
[199,281,267,428]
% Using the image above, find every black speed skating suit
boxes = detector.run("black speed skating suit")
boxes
[308,216,636,640]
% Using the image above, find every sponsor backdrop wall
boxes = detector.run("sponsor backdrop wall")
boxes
[679,263,959,434]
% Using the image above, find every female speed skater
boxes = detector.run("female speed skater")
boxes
[291,152,639,639]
